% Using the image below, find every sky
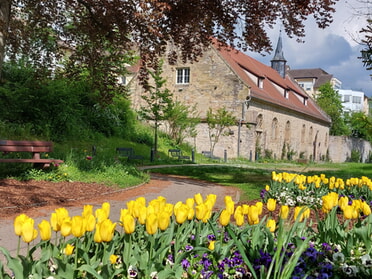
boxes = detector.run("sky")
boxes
[246,0,372,96]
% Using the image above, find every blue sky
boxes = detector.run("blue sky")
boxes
[246,0,372,97]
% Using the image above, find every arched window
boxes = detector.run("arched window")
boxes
[309,126,313,144]
[284,121,291,143]
[256,114,263,129]
[301,124,306,143]
[271,118,278,140]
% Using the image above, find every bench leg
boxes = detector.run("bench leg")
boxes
[33,163,48,169]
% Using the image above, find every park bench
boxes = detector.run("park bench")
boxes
[116,147,144,164]
[0,140,64,168]
[168,149,190,161]
[202,151,220,160]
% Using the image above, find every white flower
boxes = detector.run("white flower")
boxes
[342,264,358,277]
[150,271,158,279]
[361,254,372,267]
[333,252,345,263]
[127,265,138,278]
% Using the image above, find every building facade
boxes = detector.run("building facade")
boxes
[129,39,331,161]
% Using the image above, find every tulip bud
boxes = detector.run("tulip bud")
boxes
[196,203,208,220]
[84,214,96,232]
[247,205,259,225]
[99,219,116,242]
[267,198,276,212]
[266,219,276,233]
[194,193,204,205]
[219,209,231,226]
[60,218,72,237]
[82,205,93,218]
[175,204,189,224]
[14,214,28,236]
[146,213,158,235]
[21,218,38,243]
[158,211,170,231]
[38,220,52,241]
[64,244,74,256]
[279,205,290,220]
[122,213,136,234]
[71,216,85,238]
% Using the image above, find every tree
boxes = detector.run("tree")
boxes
[1,0,338,83]
[359,19,372,74]
[139,61,173,154]
[165,101,200,146]
[347,111,372,141]
[206,107,236,156]
[315,83,349,136]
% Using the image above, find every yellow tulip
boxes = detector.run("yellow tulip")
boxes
[95,208,108,224]
[122,213,136,234]
[225,200,235,215]
[14,214,29,236]
[219,209,231,226]
[187,207,195,220]
[361,201,371,216]
[146,213,158,235]
[208,240,215,251]
[126,200,136,216]
[84,214,96,232]
[175,204,189,224]
[82,205,93,218]
[294,206,310,222]
[235,211,245,226]
[202,209,212,223]
[338,196,349,211]
[242,204,250,215]
[71,216,85,238]
[158,211,170,231]
[99,219,116,242]
[94,224,102,243]
[255,202,263,215]
[61,218,72,237]
[196,203,208,220]
[110,254,119,264]
[38,220,52,241]
[164,203,174,216]
[194,193,204,205]
[279,205,290,220]
[21,218,38,243]
[135,196,146,207]
[55,208,69,229]
[343,205,354,220]
[247,205,259,225]
[185,198,195,209]
[267,198,277,212]
[266,219,276,233]
[102,202,111,218]
[64,244,74,256]
[50,212,58,232]
[138,206,147,225]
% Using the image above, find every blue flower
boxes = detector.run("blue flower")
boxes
[181,258,190,270]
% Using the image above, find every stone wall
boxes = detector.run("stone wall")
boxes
[329,136,372,163]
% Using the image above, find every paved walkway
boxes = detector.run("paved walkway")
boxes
[0,173,241,259]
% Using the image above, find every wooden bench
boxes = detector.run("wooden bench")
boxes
[0,140,64,168]
[168,149,190,161]
[116,147,144,163]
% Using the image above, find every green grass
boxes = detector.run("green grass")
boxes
[145,162,372,202]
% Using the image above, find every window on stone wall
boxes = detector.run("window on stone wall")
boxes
[301,124,306,143]
[256,114,263,129]
[309,126,313,144]
[176,68,190,84]
[284,121,291,143]
[271,118,278,140]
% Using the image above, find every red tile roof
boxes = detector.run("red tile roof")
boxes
[212,42,331,124]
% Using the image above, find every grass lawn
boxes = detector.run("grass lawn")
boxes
[145,162,372,201]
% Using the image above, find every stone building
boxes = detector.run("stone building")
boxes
[129,38,331,161]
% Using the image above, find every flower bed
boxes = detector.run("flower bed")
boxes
[0,172,371,278]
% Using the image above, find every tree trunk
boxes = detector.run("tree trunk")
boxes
[0,0,11,81]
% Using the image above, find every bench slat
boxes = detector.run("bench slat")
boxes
[0,146,52,152]
[0,159,63,163]
[0,140,53,146]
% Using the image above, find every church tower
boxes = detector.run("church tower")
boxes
[271,31,287,78]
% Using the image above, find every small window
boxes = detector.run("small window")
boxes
[343,95,350,102]
[176,68,190,84]
[352,96,361,104]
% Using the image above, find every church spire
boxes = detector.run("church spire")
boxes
[271,31,287,78]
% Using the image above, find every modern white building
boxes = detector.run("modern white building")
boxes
[338,89,368,114]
